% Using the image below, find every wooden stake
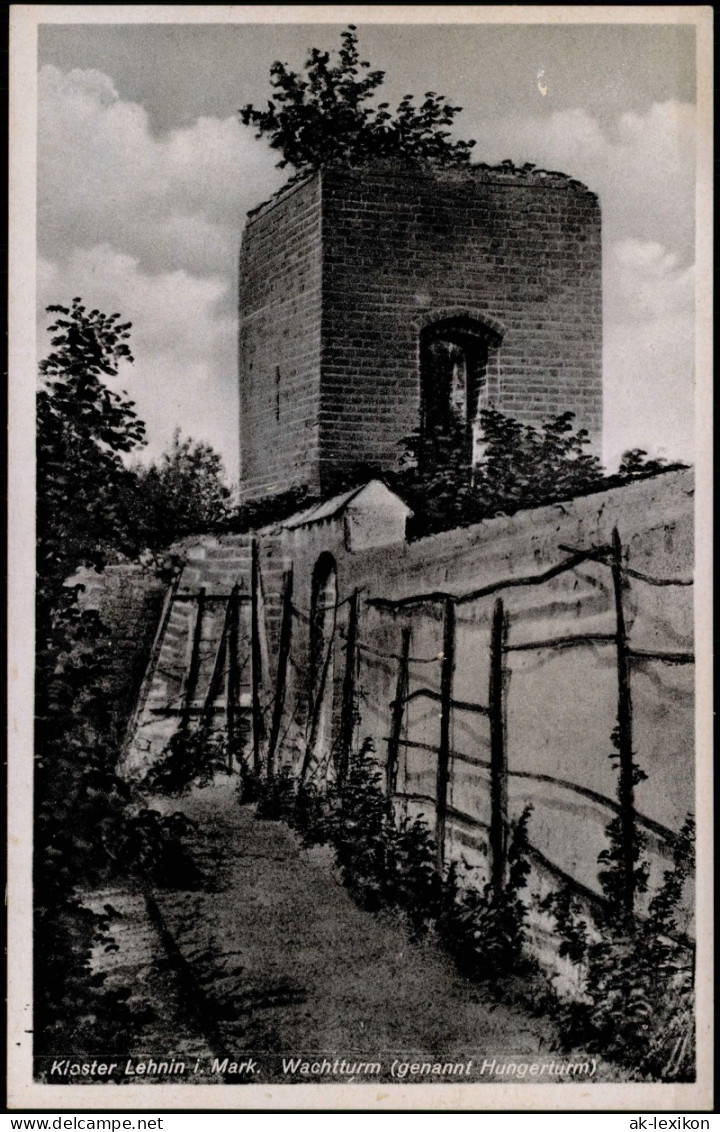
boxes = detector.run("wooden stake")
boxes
[436,597,456,869]
[610,525,636,920]
[336,589,359,787]
[266,566,294,781]
[181,587,205,731]
[250,537,266,775]
[489,597,509,897]
[387,626,411,798]
[225,584,240,773]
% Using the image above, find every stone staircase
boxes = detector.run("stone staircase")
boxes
[121,532,287,779]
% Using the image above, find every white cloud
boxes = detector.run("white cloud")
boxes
[38,64,284,279]
[37,66,697,478]
[38,247,240,482]
[468,100,696,262]
[602,237,694,468]
[606,238,694,322]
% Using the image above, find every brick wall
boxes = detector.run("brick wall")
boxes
[239,176,323,499]
[238,164,602,500]
[320,164,602,481]
[73,565,169,738]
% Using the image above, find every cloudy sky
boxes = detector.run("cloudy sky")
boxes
[37,18,698,483]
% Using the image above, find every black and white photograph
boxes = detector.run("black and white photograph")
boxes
[7,4,713,1112]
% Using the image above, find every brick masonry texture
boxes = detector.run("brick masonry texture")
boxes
[238,163,602,501]
[239,176,323,499]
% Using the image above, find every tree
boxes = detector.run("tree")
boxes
[34,300,199,1061]
[240,25,476,176]
[133,428,233,547]
[395,409,606,538]
[393,406,687,539]
[37,298,146,628]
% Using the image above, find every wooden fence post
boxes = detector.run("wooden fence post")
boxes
[266,566,293,781]
[250,538,266,775]
[610,525,637,920]
[300,620,336,784]
[436,597,456,870]
[199,597,232,734]
[225,584,240,774]
[336,589,359,787]
[489,596,509,897]
[386,626,411,799]
[181,587,205,731]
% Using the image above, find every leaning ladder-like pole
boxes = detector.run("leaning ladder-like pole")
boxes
[250,537,265,775]
[266,566,294,781]
[386,626,411,799]
[489,597,509,897]
[610,525,637,920]
[121,568,183,759]
[336,589,360,787]
[181,587,206,731]
[436,597,456,870]
[225,584,241,774]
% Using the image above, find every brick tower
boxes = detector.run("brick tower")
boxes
[238,162,602,501]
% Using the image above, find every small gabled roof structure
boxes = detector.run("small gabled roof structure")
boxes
[282,479,412,551]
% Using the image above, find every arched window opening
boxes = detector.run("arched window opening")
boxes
[420,316,501,471]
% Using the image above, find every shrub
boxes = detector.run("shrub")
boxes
[392,408,687,540]
[247,741,536,972]
[143,728,229,797]
[254,767,298,821]
[329,739,395,908]
[240,25,475,177]
[438,807,535,980]
[541,816,695,1080]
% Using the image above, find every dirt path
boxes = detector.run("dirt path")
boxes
[145,777,607,1085]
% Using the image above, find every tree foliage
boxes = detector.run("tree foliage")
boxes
[395,409,605,537]
[389,407,685,540]
[34,300,209,1061]
[133,428,232,547]
[37,298,146,625]
[240,25,476,176]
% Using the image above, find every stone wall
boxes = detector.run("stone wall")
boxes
[73,565,169,738]
[113,470,694,957]
[274,469,694,951]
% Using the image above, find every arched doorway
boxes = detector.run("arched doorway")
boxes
[419,316,502,471]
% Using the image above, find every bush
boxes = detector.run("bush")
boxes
[541,816,695,1080]
[143,728,229,797]
[437,807,535,980]
[35,301,221,1062]
[253,767,298,821]
[392,408,687,540]
[328,740,395,908]
[385,816,443,936]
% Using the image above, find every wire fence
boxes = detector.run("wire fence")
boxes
[130,525,693,923]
